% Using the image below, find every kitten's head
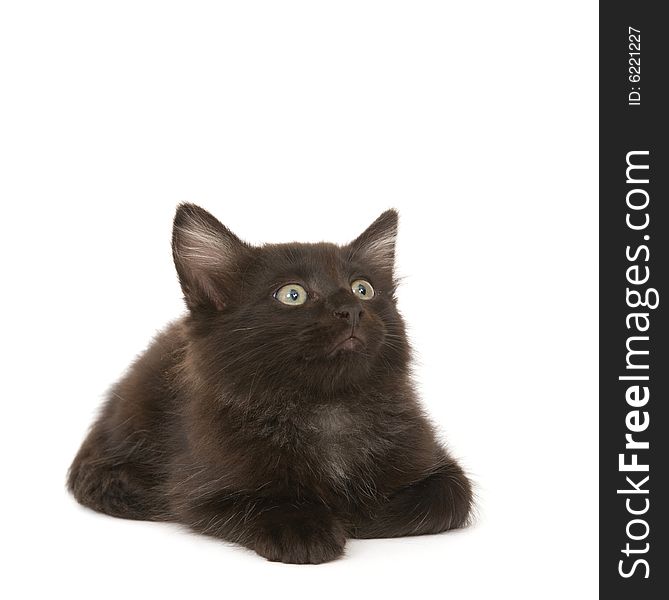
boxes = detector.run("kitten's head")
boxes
[172,204,409,393]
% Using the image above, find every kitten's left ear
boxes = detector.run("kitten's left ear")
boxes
[172,203,252,311]
[347,209,398,271]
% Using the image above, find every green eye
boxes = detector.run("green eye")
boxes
[351,279,375,300]
[274,283,308,306]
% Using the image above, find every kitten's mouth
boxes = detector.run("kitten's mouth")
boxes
[329,331,365,355]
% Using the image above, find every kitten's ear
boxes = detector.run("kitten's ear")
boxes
[348,209,398,271]
[172,203,251,311]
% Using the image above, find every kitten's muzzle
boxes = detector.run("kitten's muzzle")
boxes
[332,303,364,327]
[329,330,365,355]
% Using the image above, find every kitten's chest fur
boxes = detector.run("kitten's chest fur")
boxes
[254,397,391,488]
[302,404,361,482]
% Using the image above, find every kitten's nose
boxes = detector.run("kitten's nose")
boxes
[333,304,364,326]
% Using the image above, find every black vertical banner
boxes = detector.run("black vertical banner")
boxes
[600,3,668,598]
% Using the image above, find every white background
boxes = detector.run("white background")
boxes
[0,2,598,598]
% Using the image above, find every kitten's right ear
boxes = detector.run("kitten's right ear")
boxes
[172,203,251,311]
[347,209,398,272]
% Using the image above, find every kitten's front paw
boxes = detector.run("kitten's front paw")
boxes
[253,507,346,564]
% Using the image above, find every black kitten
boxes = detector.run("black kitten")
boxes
[68,204,473,564]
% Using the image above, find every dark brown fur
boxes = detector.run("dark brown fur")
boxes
[68,204,472,563]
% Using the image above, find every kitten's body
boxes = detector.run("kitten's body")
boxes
[68,205,472,563]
